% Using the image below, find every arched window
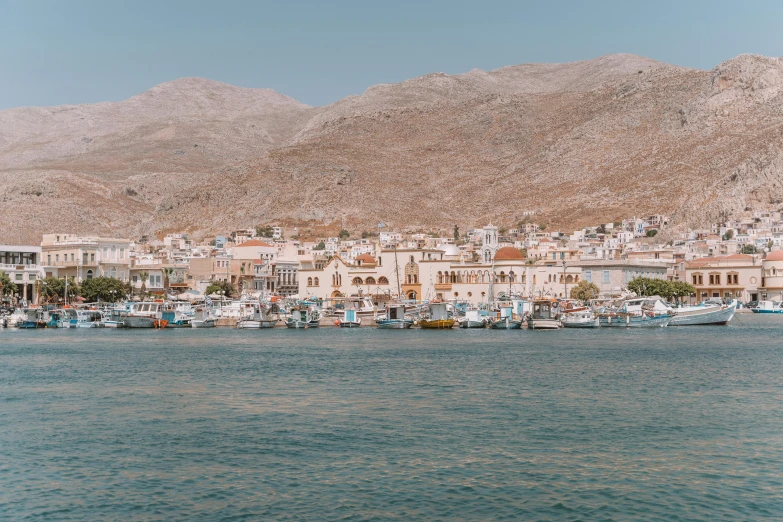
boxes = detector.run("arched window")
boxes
[437,271,443,284]
[352,277,363,285]
[450,271,457,283]
[365,276,376,285]
[307,277,313,286]
[407,291,417,300]
[378,276,389,285]
[332,274,337,285]
[314,277,319,286]
[86,270,94,279]
[508,271,515,282]
[499,271,506,283]
[454,292,459,297]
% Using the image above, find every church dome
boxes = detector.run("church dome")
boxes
[436,243,460,256]
[494,246,525,261]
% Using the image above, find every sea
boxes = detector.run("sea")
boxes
[2,315,783,520]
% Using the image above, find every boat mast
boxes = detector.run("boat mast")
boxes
[394,243,401,299]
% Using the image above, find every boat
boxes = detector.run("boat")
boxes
[286,307,320,328]
[237,303,278,329]
[333,297,377,321]
[191,306,216,328]
[76,309,105,328]
[527,299,562,329]
[419,302,455,329]
[124,302,168,328]
[102,307,127,328]
[15,308,48,328]
[598,297,672,327]
[459,309,487,328]
[561,309,600,328]
[376,303,414,329]
[47,308,78,328]
[338,309,362,328]
[669,299,737,325]
[749,300,783,314]
[489,304,522,329]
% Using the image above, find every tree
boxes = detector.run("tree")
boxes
[338,229,350,240]
[722,229,734,241]
[80,277,127,302]
[139,271,149,295]
[538,224,546,231]
[519,247,528,258]
[453,225,460,241]
[313,241,326,251]
[570,280,600,302]
[646,229,658,237]
[768,240,775,251]
[255,225,274,238]
[206,280,236,297]
[627,277,695,301]
[39,276,78,303]
[596,224,607,234]
[162,267,175,295]
[361,231,370,239]
[0,271,17,297]
[741,244,757,254]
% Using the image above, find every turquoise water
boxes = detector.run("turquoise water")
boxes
[2,317,783,520]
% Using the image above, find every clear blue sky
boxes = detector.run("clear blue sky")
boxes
[1,0,782,109]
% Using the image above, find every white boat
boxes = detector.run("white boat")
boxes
[527,299,562,330]
[598,297,672,328]
[333,297,377,320]
[376,304,414,329]
[124,302,167,328]
[286,307,320,328]
[459,309,487,328]
[191,307,216,328]
[339,309,362,328]
[750,300,783,314]
[669,300,737,325]
[76,309,105,328]
[102,307,127,328]
[237,304,278,329]
[562,309,600,328]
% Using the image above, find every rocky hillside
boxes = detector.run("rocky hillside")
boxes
[2,54,783,242]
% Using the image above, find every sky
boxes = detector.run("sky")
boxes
[1,0,782,110]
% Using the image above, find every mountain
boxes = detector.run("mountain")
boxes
[2,54,783,243]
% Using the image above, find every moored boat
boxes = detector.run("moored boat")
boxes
[527,299,562,330]
[339,309,362,328]
[669,300,737,325]
[286,307,320,328]
[124,302,168,328]
[376,303,414,329]
[749,300,783,314]
[459,309,487,328]
[419,302,455,329]
[562,309,600,328]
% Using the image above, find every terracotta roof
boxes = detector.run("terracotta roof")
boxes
[766,250,783,261]
[494,246,525,261]
[355,253,376,264]
[236,239,275,248]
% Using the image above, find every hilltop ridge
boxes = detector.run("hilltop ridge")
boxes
[2,53,783,242]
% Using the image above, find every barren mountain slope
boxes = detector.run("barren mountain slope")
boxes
[2,54,783,243]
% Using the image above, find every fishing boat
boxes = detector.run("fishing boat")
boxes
[489,304,522,329]
[459,309,487,328]
[76,309,105,328]
[334,296,377,321]
[237,303,278,329]
[15,308,48,328]
[749,300,783,314]
[527,299,562,330]
[338,309,362,328]
[124,302,168,328]
[286,307,320,329]
[376,303,414,329]
[102,307,127,328]
[561,309,600,328]
[419,302,455,329]
[669,299,737,325]
[191,306,216,328]
[598,297,672,327]
[47,308,78,328]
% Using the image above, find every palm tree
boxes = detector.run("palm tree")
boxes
[139,271,149,297]
[162,267,175,295]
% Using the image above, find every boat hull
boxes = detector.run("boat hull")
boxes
[527,318,562,330]
[286,320,320,329]
[670,303,736,326]
[562,318,600,328]
[419,319,455,329]
[123,316,157,328]
[376,319,413,329]
[191,319,216,328]
[489,318,522,329]
[339,320,362,328]
[460,319,487,329]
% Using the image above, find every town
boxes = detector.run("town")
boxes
[3,209,783,309]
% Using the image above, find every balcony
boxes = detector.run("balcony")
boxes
[0,263,40,271]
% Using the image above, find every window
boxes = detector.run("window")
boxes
[352,277,363,285]
[47,254,51,265]
[365,276,376,285]
[86,270,94,279]
[91,253,95,262]
[70,253,74,262]
[307,277,313,286]
[378,276,389,285]
[15,274,22,281]
[603,271,610,284]
[55,254,59,262]
[467,292,472,297]
[29,274,36,281]
[314,277,319,286]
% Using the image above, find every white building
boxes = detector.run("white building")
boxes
[0,245,45,304]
